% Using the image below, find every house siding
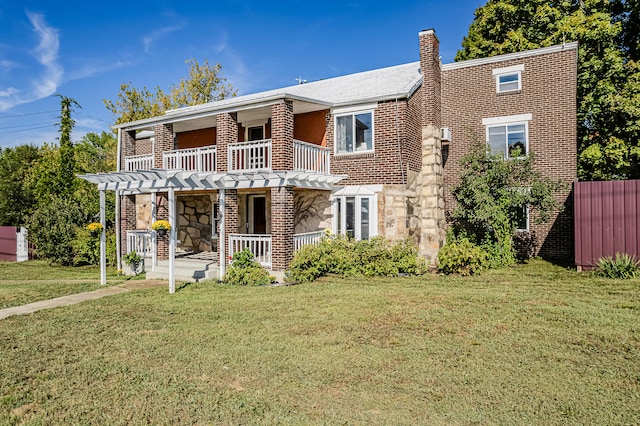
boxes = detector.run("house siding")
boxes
[441,47,578,260]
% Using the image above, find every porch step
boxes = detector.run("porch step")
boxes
[145,257,220,282]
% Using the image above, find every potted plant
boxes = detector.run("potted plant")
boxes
[151,220,171,237]
[86,222,103,237]
[122,251,143,276]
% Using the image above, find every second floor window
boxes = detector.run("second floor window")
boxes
[487,123,528,159]
[335,111,373,154]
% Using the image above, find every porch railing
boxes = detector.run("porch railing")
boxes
[228,139,271,172]
[228,234,272,268]
[126,230,154,258]
[163,145,217,172]
[293,231,325,252]
[124,154,154,171]
[293,140,330,174]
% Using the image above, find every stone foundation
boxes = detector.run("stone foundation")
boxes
[177,194,214,252]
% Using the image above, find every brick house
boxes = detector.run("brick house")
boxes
[82,29,577,288]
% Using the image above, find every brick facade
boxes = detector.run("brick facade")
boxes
[271,186,294,270]
[154,124,173,169]
[223,190,239,265]
[155,192,170,260]
[441,47,578,260]
[216,112,238,173]
[271,101,294,171]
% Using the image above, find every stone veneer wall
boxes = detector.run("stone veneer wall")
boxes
[177,195,214,252]
[135,194,152,230]
[293,190,332,234]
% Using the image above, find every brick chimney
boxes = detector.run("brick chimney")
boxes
[419,29,442,128]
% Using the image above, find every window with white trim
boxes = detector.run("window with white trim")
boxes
[335,111,374,154]
[332,186,378,240]
[493,64,524,93]
[483,114,531,159]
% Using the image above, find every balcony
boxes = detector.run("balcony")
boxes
[124,139,330,174]
[163,145,217,172]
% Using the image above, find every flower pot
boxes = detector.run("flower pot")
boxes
[157,229,167,237]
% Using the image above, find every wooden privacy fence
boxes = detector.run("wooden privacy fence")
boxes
[574,180,640,270]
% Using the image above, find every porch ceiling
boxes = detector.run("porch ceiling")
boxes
[78,169,346,193]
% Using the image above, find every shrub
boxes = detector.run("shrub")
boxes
[224,248,273,286]
[287,236,425,282]
[595,253,640,279]
[438,237,489,276]
[72,229,117,266]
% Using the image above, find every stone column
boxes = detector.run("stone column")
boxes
[271,100,294,171]
[418,125,446,265]
[271,186,294,271]
[216,112,238,173]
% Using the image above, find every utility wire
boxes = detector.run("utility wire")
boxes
[0,121,56,130]
[0,110,57,119]
[0,124,56,135]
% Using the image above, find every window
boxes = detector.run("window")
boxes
[332,186,378,240]
[493,64,524,93]
[482,114,532,159]
[335,111,373,154]
[510,204,529,232]
[247,125,264,141]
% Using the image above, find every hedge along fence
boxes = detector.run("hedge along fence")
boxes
[574,179,640,270]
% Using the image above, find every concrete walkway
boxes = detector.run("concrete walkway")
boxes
[0,280,167,320]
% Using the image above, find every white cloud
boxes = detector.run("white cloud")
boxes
[0,12,63,112]
[142,22,186,53]
[27,11,63,99]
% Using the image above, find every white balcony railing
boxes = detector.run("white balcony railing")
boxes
[126,230,154,258]
[163,145,217,172]
[228,139,271,172]
[293,140,330,174]
[229,234,272,268]
[124,154,154,171]
[293,231,325,252]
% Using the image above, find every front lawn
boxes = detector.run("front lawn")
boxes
[0,260,638,424]
[0,260,125,309]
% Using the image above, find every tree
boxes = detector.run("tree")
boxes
[456,0,640,180]
[0,145,41,226]
[56,95,80,196]
[104,58,235,125]
[451,143,563,266]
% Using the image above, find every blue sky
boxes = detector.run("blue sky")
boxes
[0,0,482,148]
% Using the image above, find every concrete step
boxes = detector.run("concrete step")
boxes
[145,258,219,282]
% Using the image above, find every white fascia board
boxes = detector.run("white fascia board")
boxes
[442,42,578,72]
[116,93,332,132]
[482,113,532,126]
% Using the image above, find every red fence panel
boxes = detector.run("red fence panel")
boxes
[574,180,640,269]
[0,226,17,261]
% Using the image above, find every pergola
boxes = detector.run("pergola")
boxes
[79,169,345,293]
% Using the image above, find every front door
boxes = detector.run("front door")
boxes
[248,195,267,234]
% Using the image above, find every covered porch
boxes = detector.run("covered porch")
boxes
[80,169,344,293]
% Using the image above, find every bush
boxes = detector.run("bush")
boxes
[224,248,273,286]
[595,253,640,279]
[287,236,426,282]
[438,237,489,276]
[72,228,117,266]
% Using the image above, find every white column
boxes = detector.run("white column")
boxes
[219,189,226,280]
[168,187,176,294]
[100,190,107,286]
[151,193,157,269]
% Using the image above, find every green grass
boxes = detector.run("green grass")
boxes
[0,260,125,308]
[0,260,639,424]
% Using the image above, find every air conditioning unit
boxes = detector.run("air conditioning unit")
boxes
[440,127,452,142]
